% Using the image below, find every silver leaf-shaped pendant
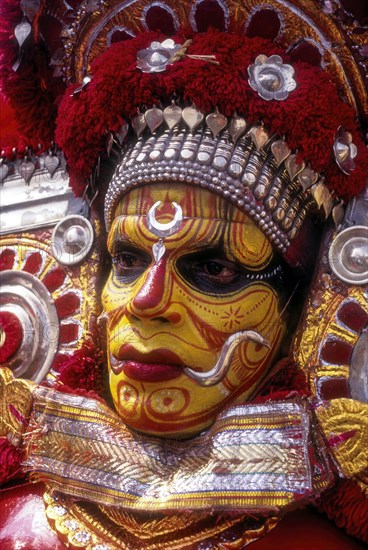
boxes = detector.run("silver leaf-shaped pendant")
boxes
[14,20,32,48]
[285,154,305,180]
[0,163,9,184]
[163,104,182,130]
[332,202,344,227]
[182,106,204,132]
[145,107,164,133]
[152,240,166,264]
[228,115,247,142]
[19,160,35,184]
[116,123,129,144]
[248,125,269,150]
[297,166,318,191]
[45,154,60,177]
[271,140,291,166]
[206,110,227,137]
[132,112,147,137]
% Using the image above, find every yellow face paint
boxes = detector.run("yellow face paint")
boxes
[102,184,286,438]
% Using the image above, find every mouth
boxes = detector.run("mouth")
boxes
[109,347,185,382]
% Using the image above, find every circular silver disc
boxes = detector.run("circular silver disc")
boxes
[51,215,94,266]
[328,225,368,285]
[0,270,59,382]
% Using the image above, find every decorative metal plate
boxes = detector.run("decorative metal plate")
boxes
[51,215,94,266]
[0,270,59,382]
[328,225,368,285]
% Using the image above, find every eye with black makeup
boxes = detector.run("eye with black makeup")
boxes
[176,249,286,295]
[112,247,151,282]
[111,245,287,295]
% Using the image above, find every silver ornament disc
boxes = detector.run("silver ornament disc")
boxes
[0,270,59,382]
[328,225,368,285]
[51,215,94,266]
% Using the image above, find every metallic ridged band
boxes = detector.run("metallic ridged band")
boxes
[105,123,321,253]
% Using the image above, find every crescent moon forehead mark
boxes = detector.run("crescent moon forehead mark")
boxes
[147,201,183,238]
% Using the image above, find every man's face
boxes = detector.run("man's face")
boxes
[102,184,286,437]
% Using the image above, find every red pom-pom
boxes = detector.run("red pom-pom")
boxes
[253,358,310,403]
[0,437,24,485]
[318,479,368,543]
[0,311,23,363]
[51,340,105,395]
[55,29,368,202]
[0,1,64,149]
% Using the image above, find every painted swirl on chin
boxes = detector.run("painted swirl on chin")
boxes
[102,184,287,438]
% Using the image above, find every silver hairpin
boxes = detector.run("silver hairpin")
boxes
[147,201,183,263]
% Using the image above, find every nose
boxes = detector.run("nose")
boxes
[127,258,181,323]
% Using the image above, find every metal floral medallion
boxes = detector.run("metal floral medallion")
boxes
[333,126,357,175]
[248,54,297,101]
[136,39,181,73]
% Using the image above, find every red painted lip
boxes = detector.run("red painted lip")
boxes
[110,346,185,382]
[123,360,183,382]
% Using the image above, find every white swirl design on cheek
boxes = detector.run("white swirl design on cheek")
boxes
[147,201,183,263]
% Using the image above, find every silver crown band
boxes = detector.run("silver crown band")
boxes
[105,119,325,255]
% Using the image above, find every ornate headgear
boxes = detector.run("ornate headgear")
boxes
[1,1,368,272]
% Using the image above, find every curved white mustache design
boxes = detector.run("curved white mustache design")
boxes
[183,330,270,387]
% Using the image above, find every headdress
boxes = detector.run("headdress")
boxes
[1,0,367,271]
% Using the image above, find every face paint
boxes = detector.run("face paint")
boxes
[102,183,287,438]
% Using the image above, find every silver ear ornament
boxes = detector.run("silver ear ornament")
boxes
[147,201,183,263]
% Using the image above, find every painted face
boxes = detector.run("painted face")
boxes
[102,184,287,438]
